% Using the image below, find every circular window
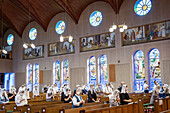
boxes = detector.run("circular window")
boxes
[89,11,103,27]
[7,34,14,45]
[134,0,152,16]
[56,21,66,34]
[29,28,37,40]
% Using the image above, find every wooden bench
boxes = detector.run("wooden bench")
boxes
[160,109,170,113]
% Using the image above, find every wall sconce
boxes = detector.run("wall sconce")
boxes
[60,35,73,42]
[23,43,35,49]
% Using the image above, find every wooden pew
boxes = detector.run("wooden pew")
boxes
[160,110,170,113]
[154,98,168,113]
[1,102,16,112]
[0,109,6,113]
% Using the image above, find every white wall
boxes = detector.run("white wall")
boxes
[3,0,170,91]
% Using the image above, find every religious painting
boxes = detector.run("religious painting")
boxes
[24,45,44,60]
[80,32,115,52]
[48,40,75,56]
[122,20,170,46]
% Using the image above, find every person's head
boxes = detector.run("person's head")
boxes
[144,80,148,84]
[98,84,101,87]
[163,84,168,90]
[121,82,125,86]
[76,88,81,95]
[65,88,70,94]
[21,85,24,88]
[51,85,54,88]
[155,86,161,94]
[90,84,94,90]
[125,85,128,92]
[76,85,80,88]
[35,85,38,89]
[154,80,158,85]
[20,90,25,96]
[26,87,29,91]
[54,84,57,87]
[113,89,120,97]
[121,85,128,93]
[108,83,111,86]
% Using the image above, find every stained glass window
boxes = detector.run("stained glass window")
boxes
[29,28,37,40]
[26,64,33,91]
[133,50,145,91]
[134,0,152,16]
[56,21,66,34]
[53,60,60,89]
[88,56,96,85]
[33,63,39,91]
[7,34,14,45]
[98,55,108,89]
[149,48,161,90]
[89,11,103,27]
[62,59,69,85]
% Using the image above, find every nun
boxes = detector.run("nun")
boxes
[15,90,28,106]
[63,88,72,103]
[109,89,120,107]
[120,85,132,105]
[88,84,98,103]
[18,85,26,93]
[72,88,85,108]
[46,87,54,101]
[9,86,16,94]
[150,86,161,104]
[33,85,39,98]
[8,89,16,101]
[25,87,30,99]
[0,88,9,103]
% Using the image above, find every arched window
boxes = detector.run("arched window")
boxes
[149,48,161,90]
[133,50,145,91]
[53,60,60,89]
[98,55,108,89]
[62,59,69,86]
[87,56,96,85]
[26,64,33,91]
[33,63,39,91]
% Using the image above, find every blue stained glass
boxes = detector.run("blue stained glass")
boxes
[89,11,103,27]
[29,28,37,40]
[62,59,69,86]
[53,60,60,90]
[33,63,39,90]
[149,48,161,90]
[56,21,66,34]
[7,34,14,45]
[134,0,152,16]
[27,64,33,91]
[89,56,96,81]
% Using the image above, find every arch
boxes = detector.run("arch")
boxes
[87,56,96,86]
[53,60,61,89]
[26,63,33,91]
[148,48,161,90]
[133,50,145,91]
[98,54,108,89]
[62,59,69,86]
[33,63,39,91]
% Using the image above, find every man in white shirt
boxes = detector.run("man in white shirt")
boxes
[144,80,149,93]
[153,80,159,90]
[72,88,85,108]
[15,90,28,106]
[33,85,39,98]
[103,83,112,97]
[53,84,59,95]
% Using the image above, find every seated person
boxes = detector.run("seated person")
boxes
[72,88,85,108]
[118,82,125,92]
[95,84,103,95]
[144,80,149,93]
[25,87,30,99]
[46,88,54,101]
[33,85,39,98]
[53,83,59,95]
[150,86,161,104]
[15,90,28,106]
[73,85,80,96]
[43,85,48,93]
[0,88,9,102]
[103,83,112,97]
[9,86,16,94]
[63,88,72,103]
[163,84,170,97]
[81,85,88,95]
[109,89,120,107]
[120,85,132,105]
[88,84,98,103]
[8,90,16,101]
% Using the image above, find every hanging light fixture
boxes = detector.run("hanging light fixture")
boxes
[60,35,73,42]
[109,0,128,32]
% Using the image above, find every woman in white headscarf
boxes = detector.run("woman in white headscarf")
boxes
[109,89,120,107]
[120,85,132,105]
[25,87,30,99]
[15,90,28,106]
[150,86,161,104]
[9,86,16,94]
[63,88,72,103]
[0,89,9,102]
[46,87,54,101]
